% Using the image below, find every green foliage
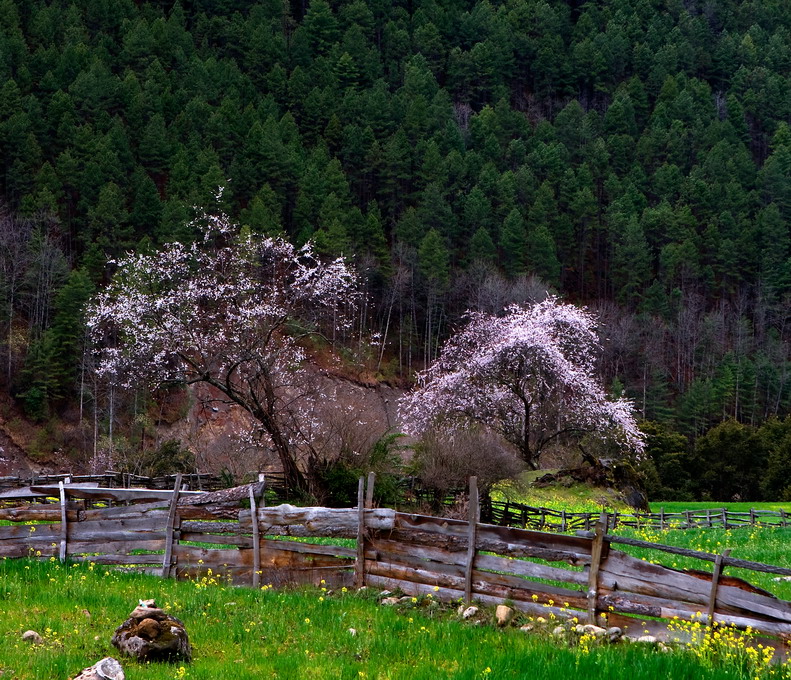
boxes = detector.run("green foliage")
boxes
[638,421,694,502]
[119,438,196,478]
[693,420,767,502]
[314,433,405,508]
[759,416,791,500]
[0,0,791,472]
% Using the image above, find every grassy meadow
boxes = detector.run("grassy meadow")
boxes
[1,556,790,680]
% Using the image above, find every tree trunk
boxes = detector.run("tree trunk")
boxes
[270,427,309,496]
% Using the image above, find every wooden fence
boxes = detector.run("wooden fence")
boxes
[2,476,791,645]
[486,502,791,531]
[6,472,788,531]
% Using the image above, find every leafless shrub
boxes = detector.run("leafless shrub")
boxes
[410,427,524,494]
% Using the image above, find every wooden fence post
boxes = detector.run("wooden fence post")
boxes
[660,507,665,530]
[365,472,376,509]
[464,476,479,605]
[721,508,727,529]
[249,485,261,588]
[355,476,366,589]
[707,548,732,626]
[587,512,607,625]
[161,473,183,579]
[58,481,68,563]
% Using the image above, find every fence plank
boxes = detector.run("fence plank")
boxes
[365,472,376,509]
[707,548,732,625]
[58,482,68,562]
[355,477,366,589]
[161,474,183,578]
[464,477,479,604]
[587,514,606,624]
[249,486,261,588]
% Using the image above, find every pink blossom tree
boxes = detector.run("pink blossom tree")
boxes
[400,298,644,470]
[87,211,358,494]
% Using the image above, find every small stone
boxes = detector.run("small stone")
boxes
[607,626,622,642]
[637,635,657,644]
[378,590,393,599]
[71,657,125,680]
[519,624,534,632]
[495,605,514,627]
[462,606,478,620]
[357,586,367,592]
[657,643,671,653]
[552,626,566,636]
[22,630,43,644]
[397,596,414,604]
[574,624,586,634]
[581,624,607,637]
[347,628,357,636]
[380,597,400,606]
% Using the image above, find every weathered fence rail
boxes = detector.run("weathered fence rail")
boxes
[2,476,791,646]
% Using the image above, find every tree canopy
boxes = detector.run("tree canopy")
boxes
[400,298,644,469]
[87,209,358,493]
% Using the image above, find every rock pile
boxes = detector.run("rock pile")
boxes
[111,599,192,663]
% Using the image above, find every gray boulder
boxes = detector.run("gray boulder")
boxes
[72,657,125,680]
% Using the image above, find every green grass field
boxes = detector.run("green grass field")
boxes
[0,557,789,680]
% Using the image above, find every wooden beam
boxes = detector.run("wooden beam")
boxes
[587,512,607,624]
[707,548,731,626]
[598,533,791,577]
[161,474,183,578]
[249,486,261,588]
[29,485,203,503]
[365,472,376,509]
[58,482,68,562]
[355,477,366,588]
[464,476,479,604]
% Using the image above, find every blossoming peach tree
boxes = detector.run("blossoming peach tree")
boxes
[400,298,644,470]
[87,211,358,494]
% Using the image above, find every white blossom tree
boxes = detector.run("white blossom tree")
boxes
[400,297,644,470]
[87,211,358,494]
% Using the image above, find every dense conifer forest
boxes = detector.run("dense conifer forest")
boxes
[0,0,790,499]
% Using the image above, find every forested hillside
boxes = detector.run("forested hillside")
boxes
[0,0,790,496]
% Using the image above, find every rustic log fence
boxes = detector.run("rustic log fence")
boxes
[4,472,789,531]
[2,476,791,646]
